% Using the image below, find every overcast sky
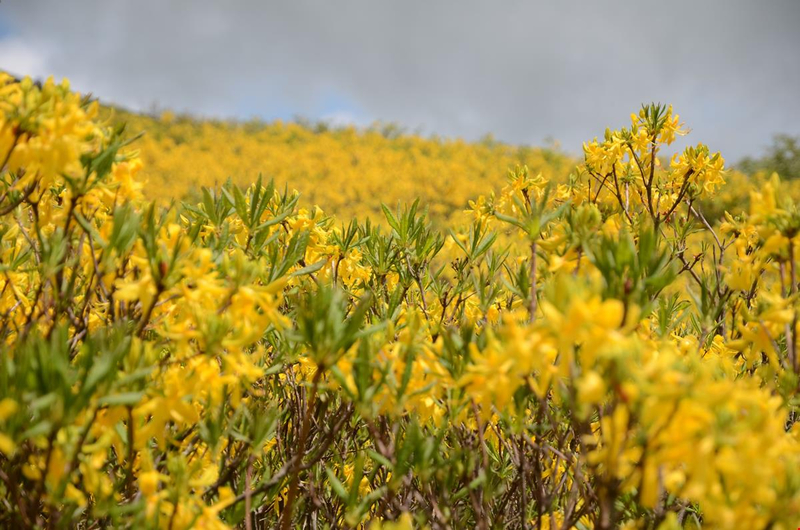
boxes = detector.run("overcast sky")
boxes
[1,1,798,160]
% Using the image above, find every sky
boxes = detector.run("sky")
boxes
[1,0,799,160]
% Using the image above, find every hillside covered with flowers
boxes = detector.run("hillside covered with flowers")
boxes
[3,74,800,529]
[105,107,572,225]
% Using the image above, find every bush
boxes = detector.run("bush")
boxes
[739,133,800,180]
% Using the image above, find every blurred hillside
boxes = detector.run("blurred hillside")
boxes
[104,107,573,224]
[101,105,800,227]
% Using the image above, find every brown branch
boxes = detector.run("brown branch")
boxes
[279,367,323,530]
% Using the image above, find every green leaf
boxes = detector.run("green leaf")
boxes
[381,203,400,233]
[325,467,349,500]
[98,392,145,407]
[366,449,394,470]
[289,259,326,278]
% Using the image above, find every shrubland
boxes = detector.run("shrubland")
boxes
[103,106,800,228]
[2,74,800,529]
[106,107,571,225]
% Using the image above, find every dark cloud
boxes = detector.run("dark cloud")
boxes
[1,0,799,159]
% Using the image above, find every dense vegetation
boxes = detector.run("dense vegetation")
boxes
[739,134,800,182]
[104,106,800,229]
[3,74,800,529]
[106,107,572,225]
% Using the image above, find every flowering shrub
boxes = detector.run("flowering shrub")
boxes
[2,74,800,529]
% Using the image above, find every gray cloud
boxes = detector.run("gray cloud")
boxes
[1,0,798,159]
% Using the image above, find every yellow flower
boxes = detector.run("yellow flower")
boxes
[577,370,606,405]
[0,398,17,420]
[0,433,15,455]
[371,513,415,530]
